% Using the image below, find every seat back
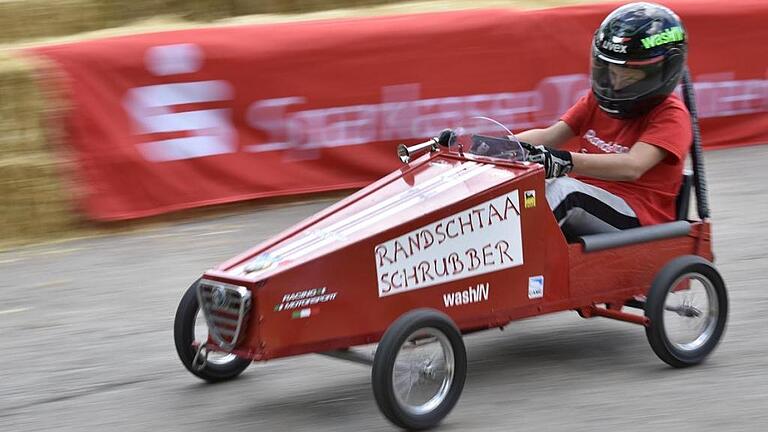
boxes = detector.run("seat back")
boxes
[676,170,693,220]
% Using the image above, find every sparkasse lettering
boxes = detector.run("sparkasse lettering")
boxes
[583,129,629,154]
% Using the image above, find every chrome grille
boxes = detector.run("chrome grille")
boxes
[197,280,252,351]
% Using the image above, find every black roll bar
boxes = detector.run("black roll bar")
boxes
[680,68,710,220]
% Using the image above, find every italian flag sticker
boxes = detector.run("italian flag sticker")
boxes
[291,308,317,319]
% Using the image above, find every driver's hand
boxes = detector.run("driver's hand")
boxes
[525,145,573,178]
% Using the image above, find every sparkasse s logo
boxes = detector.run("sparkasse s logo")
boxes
[124,44,236,162]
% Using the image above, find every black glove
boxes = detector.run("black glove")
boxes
[522,143,573,178]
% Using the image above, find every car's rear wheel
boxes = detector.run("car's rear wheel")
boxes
[645,256,728,368]
[372,309,466,430]
[174,280,251,382]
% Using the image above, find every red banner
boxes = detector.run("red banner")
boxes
[31,0,768,220]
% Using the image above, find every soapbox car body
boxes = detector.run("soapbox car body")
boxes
[174,77,727,430]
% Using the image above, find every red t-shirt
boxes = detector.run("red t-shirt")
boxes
[560,93,692,225]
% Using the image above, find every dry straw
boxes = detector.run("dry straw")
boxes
[0,51,81,248]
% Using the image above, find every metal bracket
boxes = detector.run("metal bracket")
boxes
[318,349,375,366]
[192,342,209,371]
[578,305,650,327]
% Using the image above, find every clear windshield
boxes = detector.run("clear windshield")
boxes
[447,117,527,162]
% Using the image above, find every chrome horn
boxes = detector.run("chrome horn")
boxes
[397,138,438,163]
[396,129,455,163]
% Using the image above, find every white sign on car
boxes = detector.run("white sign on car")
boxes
[375,191,524,297]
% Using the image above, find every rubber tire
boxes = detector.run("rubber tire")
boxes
[173,280,251,382]
[645,256,728,368]
[372,309,467,431]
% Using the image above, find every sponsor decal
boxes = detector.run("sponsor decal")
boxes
[528,275,544,299]
[291,307,318,319]
[375,191,524,297]
[524,190,536,208]
[583,129,629,154]
[641,26,685,49]
[274,287,337,311]
[443,283,490,307]
[601,40,628,54]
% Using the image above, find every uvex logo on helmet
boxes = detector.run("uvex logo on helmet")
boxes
[641,26,685,49]
[600,35,631,54]
[601,41,628,53]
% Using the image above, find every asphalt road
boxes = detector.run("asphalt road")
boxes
[1,146,767,432]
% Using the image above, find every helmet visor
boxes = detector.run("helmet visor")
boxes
[591,50,665,102]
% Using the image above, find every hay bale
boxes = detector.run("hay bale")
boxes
[0,0,241,43]
[0,0,415,43]
[0,0,224,43]
[0,0,608,44]
[97,0,231,23]
[0,156,71,231]
[0,51,78,248]
[232,0,404,15]
[0,55,52,156]
[0,0,107,44]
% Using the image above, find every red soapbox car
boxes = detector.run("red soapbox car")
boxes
[174,79,727,430]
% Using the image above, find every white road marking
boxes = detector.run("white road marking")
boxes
[142,233,179,239]
[195,230,238,237]
[35,248,83,256]
[0,308,31,316]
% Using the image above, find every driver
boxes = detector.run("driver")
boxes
[516,2,692,237]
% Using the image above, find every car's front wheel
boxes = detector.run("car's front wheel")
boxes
[173,280,251,382]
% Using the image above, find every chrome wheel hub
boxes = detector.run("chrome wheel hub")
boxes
[392,328,454,416]
[663,272,719,352]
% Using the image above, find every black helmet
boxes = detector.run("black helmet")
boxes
[591,2,687,118]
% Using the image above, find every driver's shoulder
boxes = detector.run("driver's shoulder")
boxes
[650,94,690,117]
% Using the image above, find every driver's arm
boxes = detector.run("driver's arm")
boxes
[515,121,575,148]
[570,142,667,181]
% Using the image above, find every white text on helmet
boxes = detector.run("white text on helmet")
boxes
[601,41,628,54]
